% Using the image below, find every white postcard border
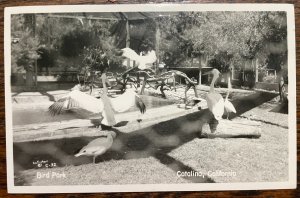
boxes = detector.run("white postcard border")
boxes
[4,3,297,193]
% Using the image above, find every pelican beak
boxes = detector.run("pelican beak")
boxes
[74,152,83,157]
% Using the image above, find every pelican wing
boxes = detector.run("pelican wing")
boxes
[121,48,141,63]
[110,89,146,114]
[138,50,157,70]
[121,48,157,70]
[224,76,236,113]
[49,97,79,116]
[224,99,236,113]
[143,50,157,65]
[135,95,146,114]
[49,90,104,116]
[206,92,224,120]
[89,136,112,146]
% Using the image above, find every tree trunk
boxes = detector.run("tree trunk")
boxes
[278,70,283,102]
[46,65,49,76]
[173,75,176,92]
[140,75,148,95]
[34,59,38,87]
[25,69,34,87]
[155,25,161,73]
[125,20,130,68]
[231,63,235,80]
[255,58,259,83]
[198,55,202,85]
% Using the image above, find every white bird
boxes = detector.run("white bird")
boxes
[48,88,146,127]
[121,47,157,70]
[74,132,116,163]
[205,69,224,120]
[224,76,236,119]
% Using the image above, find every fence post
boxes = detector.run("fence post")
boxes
[255,58,258,83]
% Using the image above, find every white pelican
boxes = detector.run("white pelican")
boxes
[75,132,115,163]
[205,69,224,120]
[224,76,236,119]
[48,88,146,126]
[121,47,157,70]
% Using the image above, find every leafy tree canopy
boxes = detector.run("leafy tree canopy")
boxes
[157,11,287,72]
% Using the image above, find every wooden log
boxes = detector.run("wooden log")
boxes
[199,119,261,139]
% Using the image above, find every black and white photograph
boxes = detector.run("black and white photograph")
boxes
[5,4,296,193]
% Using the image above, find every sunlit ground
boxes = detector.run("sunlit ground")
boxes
[13,89,288,185]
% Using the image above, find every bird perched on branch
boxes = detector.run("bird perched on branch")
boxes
[74,132,116,164]
[121,47,157,70]
[48,88,146,127]
[224,76,236,119]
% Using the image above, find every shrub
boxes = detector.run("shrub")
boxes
[60,29,94,57]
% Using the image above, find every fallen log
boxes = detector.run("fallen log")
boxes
[199,119,261,139]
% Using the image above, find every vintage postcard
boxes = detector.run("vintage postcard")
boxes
[5,3,296,193]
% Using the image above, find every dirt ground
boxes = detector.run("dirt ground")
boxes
[13,89,289,186]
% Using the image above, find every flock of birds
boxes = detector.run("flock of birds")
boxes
[48,48,236,164]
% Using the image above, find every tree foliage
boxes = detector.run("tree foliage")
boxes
[157,11,287,73]
[11,11,287,81]
[11,14,40,73]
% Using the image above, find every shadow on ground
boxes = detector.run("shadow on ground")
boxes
[13,91,278,185]
[39,91,56,102]
[270,101,288,114]
[227,91,278,120]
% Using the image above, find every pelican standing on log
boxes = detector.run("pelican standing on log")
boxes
[224,75,236,119]
[49,73,146,127]
[203,69,225,133]
[205,69,225,121]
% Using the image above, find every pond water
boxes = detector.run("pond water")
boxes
[12,95,175,126]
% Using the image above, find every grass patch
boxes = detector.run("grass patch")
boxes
[14,91,288,185]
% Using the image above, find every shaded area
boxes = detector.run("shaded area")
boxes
[228,91,278,120]
[14,109,213,185]
[270,101,288,114]
[39,91,56,102]
[13,91,277,185]
[199,132,261,139]
[12,92,21,97]
[154,152,214,183]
